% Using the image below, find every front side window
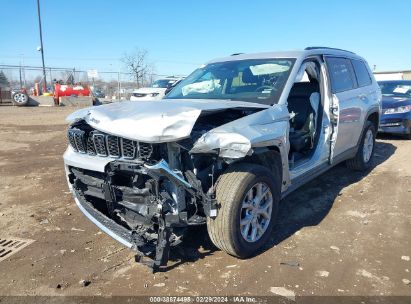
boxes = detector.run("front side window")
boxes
[352,59,372,87]
[326,57,356,93]
[166,58,296,105]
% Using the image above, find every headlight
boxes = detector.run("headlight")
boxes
[384,105,411,114]
[132,93,146,97]
[151,93,159,97]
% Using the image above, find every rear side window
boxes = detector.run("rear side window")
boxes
[351,59,372,87]
[326,57,356,93]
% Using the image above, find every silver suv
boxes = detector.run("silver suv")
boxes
[64,47,381,271]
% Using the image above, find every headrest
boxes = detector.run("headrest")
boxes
[242,68,258,83]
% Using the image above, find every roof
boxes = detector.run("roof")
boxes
[206,48,364,64]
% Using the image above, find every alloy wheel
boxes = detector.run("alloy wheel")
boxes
[240,182,273,243]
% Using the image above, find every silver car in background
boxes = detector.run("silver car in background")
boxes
[130,77,183,101]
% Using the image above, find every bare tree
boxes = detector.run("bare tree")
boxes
[121,48,154,88]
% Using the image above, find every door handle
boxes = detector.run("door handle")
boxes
[358,94,367,101]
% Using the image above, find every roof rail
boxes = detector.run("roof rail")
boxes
[230,53,244,56]
[305,47,355,54]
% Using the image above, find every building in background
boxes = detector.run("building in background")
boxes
[374,70,411,81]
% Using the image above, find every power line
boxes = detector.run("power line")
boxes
[0,64,185,78]
[0,54,202,65]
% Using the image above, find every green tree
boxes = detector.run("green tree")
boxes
[0,71,9,88]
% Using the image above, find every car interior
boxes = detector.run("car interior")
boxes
[226,65,290,104]
[287,60,323,166]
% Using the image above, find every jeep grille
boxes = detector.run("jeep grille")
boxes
[67,128,153,160]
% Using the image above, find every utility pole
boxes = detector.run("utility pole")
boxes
[19,53,26,88]
[117,70,121,100]
[21,54,26,88]
[36,0,47,92]
[19,61,22,88]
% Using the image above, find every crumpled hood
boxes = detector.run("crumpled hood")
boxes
[66,99,269,143]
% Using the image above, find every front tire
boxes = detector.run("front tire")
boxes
[207,163,281,258]
[346,121,376,171]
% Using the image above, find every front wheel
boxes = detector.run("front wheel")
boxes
[207,163,281,258]
[346,121,376,171]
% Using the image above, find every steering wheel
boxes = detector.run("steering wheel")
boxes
[254,85,276,92]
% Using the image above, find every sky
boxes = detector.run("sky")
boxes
[1,0,410,80]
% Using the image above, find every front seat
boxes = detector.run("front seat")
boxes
[287,82,320,153]
[230,67,259,93]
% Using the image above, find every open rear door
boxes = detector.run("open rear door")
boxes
[323,55,341,165]
[329,93,340,164]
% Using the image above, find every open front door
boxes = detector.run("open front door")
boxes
[329,93,340,164]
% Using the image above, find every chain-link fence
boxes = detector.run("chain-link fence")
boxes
[0,64,181,100]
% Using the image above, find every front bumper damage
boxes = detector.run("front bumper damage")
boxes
[379,113,411,135]
[72,190,134,248]
[63,99,291,271]
[66,159,217,272]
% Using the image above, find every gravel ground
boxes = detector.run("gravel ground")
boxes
[0,106,410,298]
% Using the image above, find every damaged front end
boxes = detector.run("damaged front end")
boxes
[68,159,217,271]
[64,119,225,271]
[64,99,288,271]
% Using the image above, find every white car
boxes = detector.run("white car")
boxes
[130,77,183,101]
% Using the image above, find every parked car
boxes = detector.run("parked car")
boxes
[92,88,105,99]
[63,47,381,271]
[377,80,411,139]
[130,77,183,101]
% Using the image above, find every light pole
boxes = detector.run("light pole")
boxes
[117,64,121,100]
[36,0,47,92]
[20,53,26,88]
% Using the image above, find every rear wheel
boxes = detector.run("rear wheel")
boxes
[346,121,376,171]
[207,163,281,258]
[12,92,29,106]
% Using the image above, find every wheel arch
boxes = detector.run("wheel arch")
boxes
[366,110,379,131]
[231,145,284,191]
[354,107,379,149]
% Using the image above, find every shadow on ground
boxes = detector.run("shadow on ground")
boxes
[377,133,410,141]
[163,141,396,271]
[269,140,396,248]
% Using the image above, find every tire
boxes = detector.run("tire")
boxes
[207,162,281,258]
[346,121,376,171]
[12,92,29,106]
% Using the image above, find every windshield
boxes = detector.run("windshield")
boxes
[379,81,411,98]
[152,79,178,88]
[166,58,295,105]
